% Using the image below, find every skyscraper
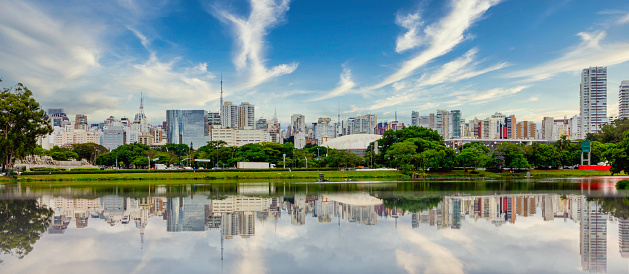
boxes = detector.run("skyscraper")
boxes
[580,67,607,138]
[237,102,255,129]
[619,80,629,119]
[166,110,211,148]
[290,114,306,136]
[221,102,239,129]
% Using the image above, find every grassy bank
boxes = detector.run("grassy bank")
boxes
[422,169,616,179]
[14,170,406,182]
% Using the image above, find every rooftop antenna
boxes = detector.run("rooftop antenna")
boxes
[139,92,144,115]
[220,71,224,107]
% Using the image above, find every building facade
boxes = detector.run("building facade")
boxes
[166,110,211,148]
[619,80,629,119]
[580,66,607,138]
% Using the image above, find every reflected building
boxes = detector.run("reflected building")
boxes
[620,218,629,258]
[167,197,209,232]
[580,198,607,273]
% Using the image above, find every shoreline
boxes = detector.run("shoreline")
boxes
[2,168,622,182]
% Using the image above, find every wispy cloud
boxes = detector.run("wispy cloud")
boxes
[311,67,356,101]
[445,85,528,107]
[0,1,101,95]
[211,0,298,88]
[417,48,507,87]
[507,30,629,81]
[395,12,424,53]
[370,0,501,90]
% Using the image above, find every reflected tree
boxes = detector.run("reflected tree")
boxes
[0,200,53,259]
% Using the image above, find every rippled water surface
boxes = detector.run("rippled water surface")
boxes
[2,177,629,273]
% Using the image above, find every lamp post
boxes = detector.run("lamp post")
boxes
[283,154,286,169]
[304,157,308,169]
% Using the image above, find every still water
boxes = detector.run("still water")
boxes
[1,177,629,273]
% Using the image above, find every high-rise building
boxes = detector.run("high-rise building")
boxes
[504,115,516,139]
[450,110,461,139]
[580,66,607,138]
[237,102,255,129]
[619,80,629,119]
[74,114,88,130]
[620,218,629,258]
[102,126,126,150]
[516,121,535,139]
[290,114,306,136]
[436,110,449,140]
[411,111,420,126]
[541,117,554,140]
[580,198,607,273]
[166,110,211,148]
[221,102,239,129]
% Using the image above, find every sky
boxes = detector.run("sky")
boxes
[1,0,629,126]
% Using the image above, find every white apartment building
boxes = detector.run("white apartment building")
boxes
[580,66,607,138]
[619,80,629,119]
[211,128,265,147]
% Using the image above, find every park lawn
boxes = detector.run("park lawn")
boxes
[423,169,618,178]
[15,170,406,182]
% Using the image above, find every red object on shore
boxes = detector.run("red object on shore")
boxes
[578,165,611,171]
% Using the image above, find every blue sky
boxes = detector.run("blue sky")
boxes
[1,0,629,126]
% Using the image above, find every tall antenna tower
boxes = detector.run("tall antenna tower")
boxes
[220,71,224,107]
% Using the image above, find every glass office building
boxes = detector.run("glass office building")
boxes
[166,110,211,149]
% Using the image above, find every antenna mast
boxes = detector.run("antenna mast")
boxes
[220,71,224,107]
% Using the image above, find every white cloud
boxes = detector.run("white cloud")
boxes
[0,1,101,96]
[121,53,217,107]
[311,67,356,101]
[445,85,528,107]
[371,0,501,90]
[618,12,629,24]
[211,0,298,89]
[417,48,508,87]
[507,30,629,82]
[395,12,424,53]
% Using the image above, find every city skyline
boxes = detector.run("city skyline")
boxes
[1,0,629,125]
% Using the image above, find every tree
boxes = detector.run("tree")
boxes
[385,141,417,172]
[378,126,442,155]
[46,146,79,161]
[0,200,54,259]
[609,131,629,175]
[510,154,531,170]
[72,143,108,163]
[587,118,629,143]
[0,83,53,172]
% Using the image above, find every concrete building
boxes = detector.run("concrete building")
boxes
[569,115,581,140]
[516,121,535,139]
[220,102,239,129]
[345,114,377,135]
[541,117,554,140]
[505,115,516,139]
[211,128,265,147]
[315,117,336,144]
[238,102,255,129]
[436,110,449,140]
[619,80,629,119]
[411,111,420,126]
[74,114,88,130]
[580,66,607,138]
[102,126,126,150]
[290,114,306,136]
[166,110,211,148]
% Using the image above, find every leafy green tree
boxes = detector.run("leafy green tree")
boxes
[0,83,53,172]
[72,143,108,163]
[377,126,442,155]
[496,142,529,169]
[587,118,629,143]
[510,154,530,169]
[609,132,629,174]
[422,148,455,171]
[0,200,54,259]
[132,156,149,168]
[235,143,268,163]
[46,146,79,161]
[385,141,417,172]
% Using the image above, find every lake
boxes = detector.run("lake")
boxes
[1,177,629,273]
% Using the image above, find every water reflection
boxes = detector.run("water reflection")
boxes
[1,179,629,273]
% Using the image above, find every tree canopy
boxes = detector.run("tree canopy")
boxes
[0,83,53,171]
